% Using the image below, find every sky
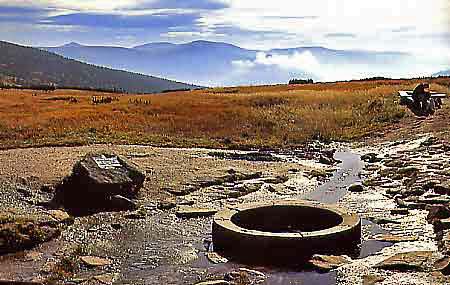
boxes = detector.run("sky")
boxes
[0,0,448,77]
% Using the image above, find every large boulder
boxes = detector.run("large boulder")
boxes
[52,153,145,215]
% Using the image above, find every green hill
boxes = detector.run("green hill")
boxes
[0,41,198,93]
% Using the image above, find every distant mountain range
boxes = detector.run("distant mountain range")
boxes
[434,69,450,77]
[42,41,414,86]
[0,41,197,93]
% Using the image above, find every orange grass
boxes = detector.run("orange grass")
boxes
[0,78,449,149]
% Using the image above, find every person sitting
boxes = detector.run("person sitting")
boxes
[412,83,431,113]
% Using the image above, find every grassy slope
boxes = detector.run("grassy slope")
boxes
[0,41,197,93]
[0,78,449,150]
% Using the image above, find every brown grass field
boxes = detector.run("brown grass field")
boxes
[0,77,449,150]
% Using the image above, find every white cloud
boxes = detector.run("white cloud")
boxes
[202,0,449,56]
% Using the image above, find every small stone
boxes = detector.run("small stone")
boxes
[374,251,432,271]
[373,234,418,243]
[348,183,364,193]
[176,207,217,218]
[224,268,266,284]
[93,273,119,285]
[361,153,382,163]
[80,256,111,267]
[158,200,177,210]
[427,205,450,223]
[207,252,228,264]
[47,210,72,224]
[308,254,351,271]
[363,275,385,285]
[434,256,450,274]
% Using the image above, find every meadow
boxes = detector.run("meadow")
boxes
[0,78,449,150]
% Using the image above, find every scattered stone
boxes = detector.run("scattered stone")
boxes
[348,183,364,193]
[374,251,433,271]
[363,275,385,285]
[206,252,229,264]
[176,207,217,218]
[80,256,112,267]
[373,234,418,243]
[308,254,351,271]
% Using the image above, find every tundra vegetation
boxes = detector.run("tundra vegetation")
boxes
[0,77,448,150]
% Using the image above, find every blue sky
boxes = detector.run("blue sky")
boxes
[0,0,448,60]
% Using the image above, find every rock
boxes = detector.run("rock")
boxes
[93,273,119,285]
[374,251,433,271]
[47,210,73,225]
[176,207,217,218]
[385,160,407,168]
[348,183,364,193]
[224,268,266,284]
[427,205,450,223]
[0,219,60,254]
[308,254,351,271]
[52,153,145,215]
[109,195,137,211]
[158,200,177,210]
[80,256,111,267]
[361,153,382,163]
[433,184,450,195]
[124,208,147,220]
[319,155,335,165]
[397,166,420,177]
[373,234,418,243]
[195,281,230,285]
[0,282,43,285]
[262,176,289,184]
[434,256,450,274]
[206,252,228,264]
[363,275,385,285]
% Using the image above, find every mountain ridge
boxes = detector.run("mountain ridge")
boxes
[0,41,198,93]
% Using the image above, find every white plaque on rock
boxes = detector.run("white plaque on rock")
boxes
[93,155,122,170]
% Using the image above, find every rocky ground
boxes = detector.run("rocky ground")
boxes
[1,134,450,284]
